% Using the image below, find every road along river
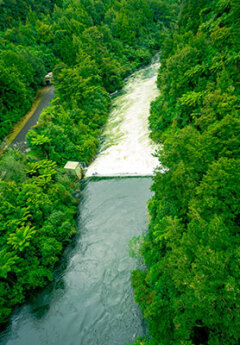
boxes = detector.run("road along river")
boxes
[0,56,160,345]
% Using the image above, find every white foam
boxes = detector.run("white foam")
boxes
[86,57,160,177]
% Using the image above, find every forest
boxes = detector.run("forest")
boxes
[0,0,177,325]
[1,0,239,343]
[129,0,240,344]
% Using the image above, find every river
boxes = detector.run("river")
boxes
[0,57,160,345]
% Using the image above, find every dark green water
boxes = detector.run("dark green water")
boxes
[0,178,152,345]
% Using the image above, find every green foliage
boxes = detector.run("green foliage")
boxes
[0,151,77,323]
[0,0,56,30]
[132,0,240,344]
[129,235,144,264]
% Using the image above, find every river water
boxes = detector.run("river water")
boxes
[0,57,160,345]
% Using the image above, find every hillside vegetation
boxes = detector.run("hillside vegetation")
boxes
[129,0,240,344]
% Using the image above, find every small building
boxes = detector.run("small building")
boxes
[43,72,53,85]
[64,161,82,179]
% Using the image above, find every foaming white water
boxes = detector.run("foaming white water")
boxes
[86,56,160,177]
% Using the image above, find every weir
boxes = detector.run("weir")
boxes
[0,57,160,345]
[86,55,160,178]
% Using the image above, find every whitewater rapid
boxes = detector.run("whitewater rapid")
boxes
[86,56,160,177]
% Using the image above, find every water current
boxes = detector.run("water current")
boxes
[0,57,160,345]
[86,55,160,177]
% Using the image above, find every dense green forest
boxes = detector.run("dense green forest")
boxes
[0,0,177,325]
[130,0,240,344]
[2,0,239,342]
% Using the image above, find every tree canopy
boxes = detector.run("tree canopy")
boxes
[130,0,240,344]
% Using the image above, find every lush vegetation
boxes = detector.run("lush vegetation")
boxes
[0,150,78,322]
[130,0,240,344]
[26,0,178,165]
[0,0,177,325]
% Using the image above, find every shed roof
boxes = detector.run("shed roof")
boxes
[64,161,80,170]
